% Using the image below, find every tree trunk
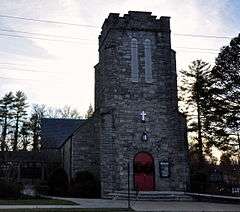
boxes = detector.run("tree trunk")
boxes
[1,117,7,151]
[238,133,240,163]
[33,126,39,151]
[13,116,19,151]
[22,136,28,151]
[197,101,204,162]
[196,71,204,164]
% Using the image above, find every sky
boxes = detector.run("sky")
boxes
[0,0,239,115]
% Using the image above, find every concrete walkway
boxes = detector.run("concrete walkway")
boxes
[132,201,240,211]
[0,198,239,211]
[61,197,129,208]
[60,198,240,211]
[0,205,86,209]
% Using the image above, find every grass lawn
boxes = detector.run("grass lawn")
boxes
[0,209,132,212]
[0,198,76,205]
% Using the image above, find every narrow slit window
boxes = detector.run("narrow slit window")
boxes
[131,38,139,82]
[144,39,153,83]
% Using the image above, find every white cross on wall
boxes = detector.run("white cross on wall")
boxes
[140,111,147,122]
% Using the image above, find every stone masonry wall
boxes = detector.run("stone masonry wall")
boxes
[70,115,101,179]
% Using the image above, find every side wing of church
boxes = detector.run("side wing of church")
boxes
[61,11,190,196]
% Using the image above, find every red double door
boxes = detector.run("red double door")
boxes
[134,152,155,191]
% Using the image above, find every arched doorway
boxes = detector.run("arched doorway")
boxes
[134,152,155,191]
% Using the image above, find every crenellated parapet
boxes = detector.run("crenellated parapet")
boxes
[99,11,170,48]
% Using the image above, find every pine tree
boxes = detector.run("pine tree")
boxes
[12,91,28,151]
[179,60,211,162]
[0,92,14,151]
[29,104,46,151]
[205,34,240,156]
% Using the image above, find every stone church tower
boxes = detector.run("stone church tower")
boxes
[95,11,190,195]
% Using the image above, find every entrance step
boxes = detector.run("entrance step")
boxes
[106,191,193,201]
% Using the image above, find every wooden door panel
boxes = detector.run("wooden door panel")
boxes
[134,152,155,191]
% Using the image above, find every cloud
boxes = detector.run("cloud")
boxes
[0,28,54,59]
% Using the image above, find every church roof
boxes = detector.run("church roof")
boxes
[41,118,85,149]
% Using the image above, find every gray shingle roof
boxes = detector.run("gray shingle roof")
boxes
[41,118,85,149]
